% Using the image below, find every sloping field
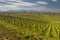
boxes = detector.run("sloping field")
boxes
[0,12,60,40]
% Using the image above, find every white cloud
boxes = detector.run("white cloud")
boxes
[8,0,16,1]
[0,0,37,7]
[52,0,57,2]
[0,0,37,11]
[8,1,37,7]
[37,1,48,5]
[0,0,59,12]
[0,5,18,11]
[0,0,17,1]
[0,0,5,2]
[0,0,48,11]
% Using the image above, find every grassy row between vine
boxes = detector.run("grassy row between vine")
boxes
[0,15,60,40]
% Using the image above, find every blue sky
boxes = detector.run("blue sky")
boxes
[0,0,60,12]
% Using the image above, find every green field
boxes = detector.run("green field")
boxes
[0,12,60,40]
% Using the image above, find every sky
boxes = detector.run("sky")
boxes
[0,0,60,12]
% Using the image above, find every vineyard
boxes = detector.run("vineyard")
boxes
[0,12,60,40]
